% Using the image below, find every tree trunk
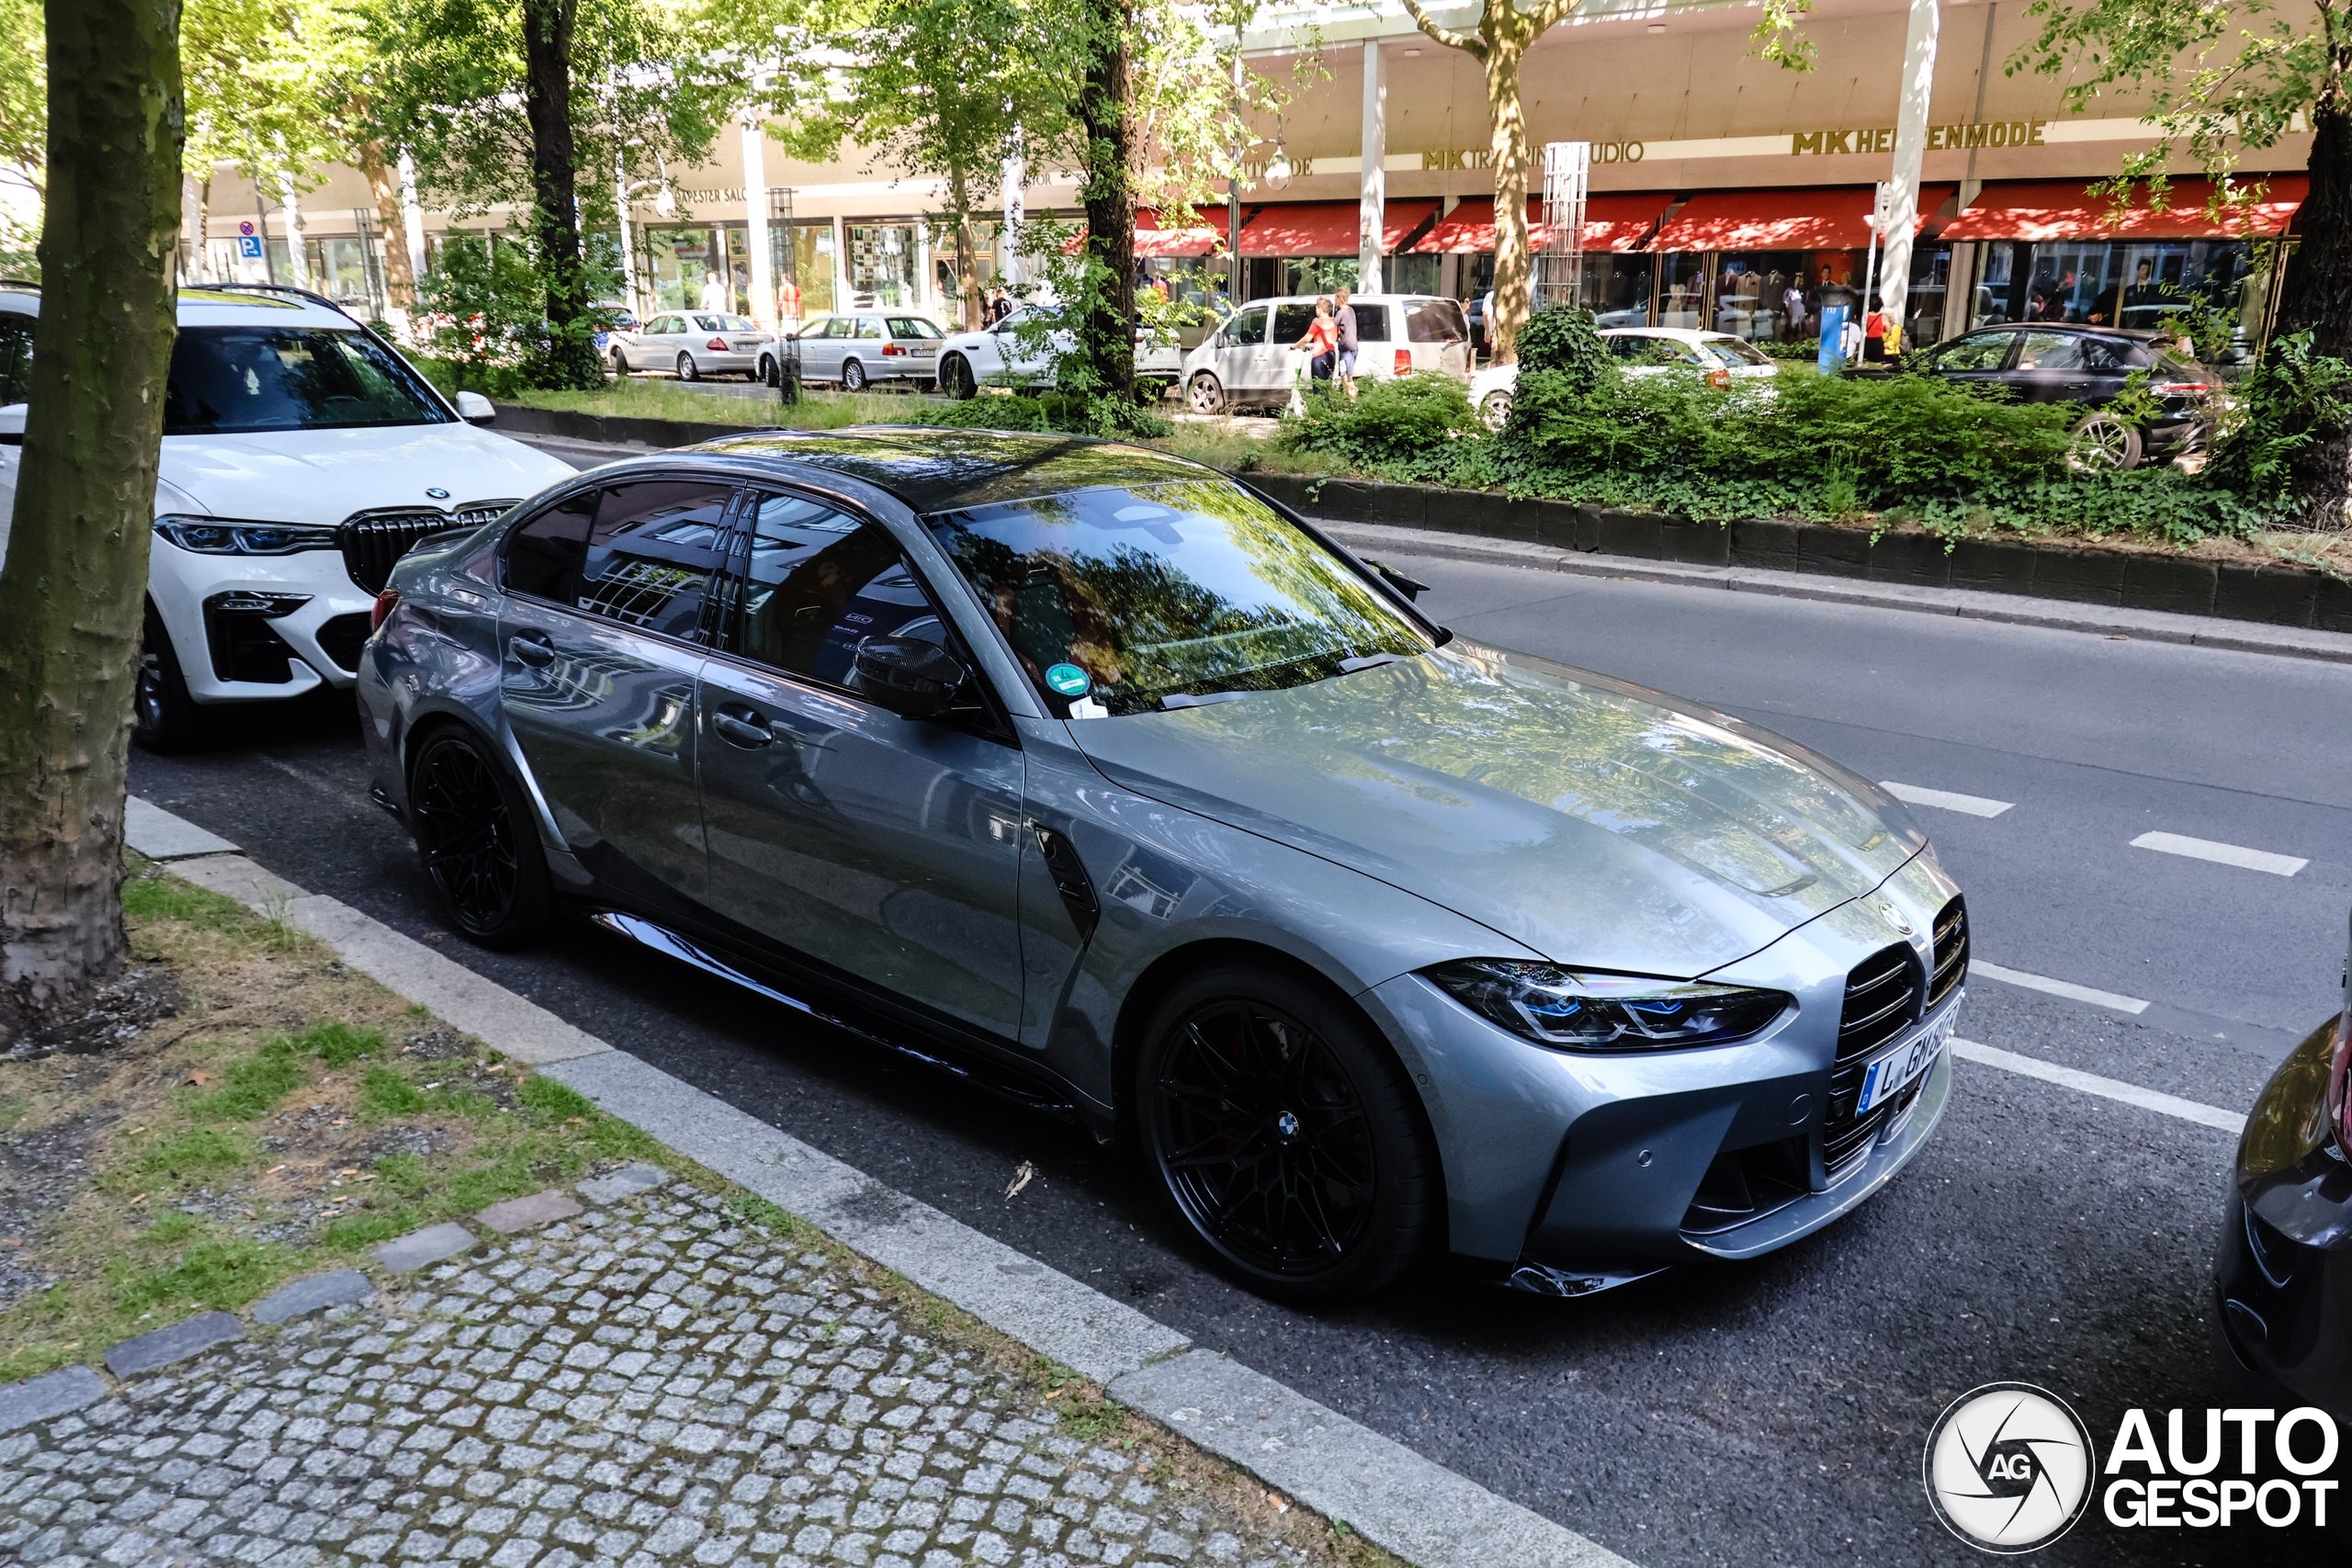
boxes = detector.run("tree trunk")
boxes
[359,138,417,308]
[1486,41,1532,366]
[520,0,599,389]
[2276,85,2352,524]
[1079,0,1137,412]
[0,0,181,1045]
[948,170,980,332]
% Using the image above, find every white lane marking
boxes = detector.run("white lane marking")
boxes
[1972,961,2150,1015]
[1952,1038,2245,1134]
[1879,781,2015,818]
[2131,830,2308,877]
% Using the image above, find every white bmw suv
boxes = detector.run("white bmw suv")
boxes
[0,284,575,750]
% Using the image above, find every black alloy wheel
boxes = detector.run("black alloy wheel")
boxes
[407,728,550,949]
[1138,965,1437,1303]
[943,354,977,400]
[130,606,202,753]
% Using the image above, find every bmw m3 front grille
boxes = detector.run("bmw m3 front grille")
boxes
[1824,942,1925,1179]
[1928,896,1969,1010]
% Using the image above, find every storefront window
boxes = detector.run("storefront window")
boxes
[1385,254,1442,296]
[315,237,379,309]
[1973,242,2021,327]
[766,223,835,323]
[1712,252,1808,342]
[1285,257,1358,296]
[642,226,719,313]
[928,220,999,328]
[1657,254,1708,329]
[847,222,919,309]
[1581,254,1651,326]
[2024,241,2121,325]
[2116,240,2266,362]
[1902,243,1951,349]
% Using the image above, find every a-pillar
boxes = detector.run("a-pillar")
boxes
[1358,39,1385,293]
[1878,0,1940,350]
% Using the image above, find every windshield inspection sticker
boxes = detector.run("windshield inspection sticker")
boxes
[1045,663,1092,697]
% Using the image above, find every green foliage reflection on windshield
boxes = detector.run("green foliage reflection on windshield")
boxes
[926,479,1428,716]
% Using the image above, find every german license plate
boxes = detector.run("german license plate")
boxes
[910,345,936,357]
[1856,1007,1956,1115]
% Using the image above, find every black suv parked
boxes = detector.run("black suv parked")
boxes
[1910,321,2213,470]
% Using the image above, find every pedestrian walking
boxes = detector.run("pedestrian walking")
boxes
[1333,287,1361,399]
[1292,297,1339,390]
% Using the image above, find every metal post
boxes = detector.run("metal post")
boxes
[254,186,277,285]
[1358,40,1385,295]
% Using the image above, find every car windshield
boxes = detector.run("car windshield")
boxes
[925,479,1430,717]
[1701,337,1774,367]
[164,326,449,434]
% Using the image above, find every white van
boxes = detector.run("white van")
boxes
[1178,294,1471,413]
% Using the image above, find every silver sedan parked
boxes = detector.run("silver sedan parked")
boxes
[793,311,944,390]
[358,430,1964,1303]
[610,310,779,382]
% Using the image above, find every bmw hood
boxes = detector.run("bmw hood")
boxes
[1063,640,1928,977]
[159,421,575,525]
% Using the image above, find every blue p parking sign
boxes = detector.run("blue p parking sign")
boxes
[236,236,263,259]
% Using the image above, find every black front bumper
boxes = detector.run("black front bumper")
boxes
[2213,1014,2352,1415]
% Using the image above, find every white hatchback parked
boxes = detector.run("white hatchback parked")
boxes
[0,283,576,750]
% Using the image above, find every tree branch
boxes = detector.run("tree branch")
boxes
[1399,0,1485,62]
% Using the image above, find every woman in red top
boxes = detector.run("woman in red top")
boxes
[1294,297,1339,387]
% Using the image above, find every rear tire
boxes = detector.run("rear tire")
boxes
[1479,389,1512,430]
[1136,963,1438,1303]
[675,351,699,382]
[407,727,551,950]
[2068,412,2143,471]
[842,358,869,391]
[131,605,203,754]
[1187,372,1227,415]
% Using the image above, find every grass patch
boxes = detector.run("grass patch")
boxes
[121,870,261,936]
[188,1041,310,1122]
[109,1229,291,1317]
[493,378,933,431]
[300,1021,388,1068]
[132,1126,257,1181]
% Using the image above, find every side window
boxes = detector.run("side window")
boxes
[1350,303,1390,342]
[572,479,733,638]
[732,491,947,687]
[1933,333,2014,373]
[855,317,885,340]
[503,490,600,604]
[2016,332,2086,371]
[828,318,856,339]
[1224,309,1267,345]
[1272,303,1317,344]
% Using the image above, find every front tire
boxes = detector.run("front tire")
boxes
[842,358,869,392]
[610,348,630,377]
[131,606,203,754]
[407,728,551,950]
[758,354,777,387]
[942,355,977,400]
[1187,372,1227,415]
[675,351,700,382]
[1136,964,1438,1303]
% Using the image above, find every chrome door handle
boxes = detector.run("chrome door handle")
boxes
[712,708,773,748]
[509,635,555,668]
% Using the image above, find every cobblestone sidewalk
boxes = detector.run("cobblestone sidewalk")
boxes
[0,1180,1320,1568]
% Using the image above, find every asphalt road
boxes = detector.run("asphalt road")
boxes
[127,484,2352,1568]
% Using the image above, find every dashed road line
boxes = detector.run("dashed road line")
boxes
[1879,781,2015,818]
[1952,1038,2246,1134]
[1972,961,2150,1015]
[2131,830,2308,877]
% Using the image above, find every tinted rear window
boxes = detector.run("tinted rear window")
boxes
[1404,299,1466,343]
[1350,303,1390,342]
[164,326,449,434]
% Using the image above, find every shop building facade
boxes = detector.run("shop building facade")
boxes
[191,0,2308,361]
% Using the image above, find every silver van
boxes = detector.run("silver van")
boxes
[1179,294,1471,413]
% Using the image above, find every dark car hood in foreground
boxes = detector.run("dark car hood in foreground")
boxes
[1065,641,1925,977]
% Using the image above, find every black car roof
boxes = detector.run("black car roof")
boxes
[687,426,1209,513]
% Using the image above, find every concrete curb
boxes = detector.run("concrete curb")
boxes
[1322,519,2352,665]
[130,800,1634,1568]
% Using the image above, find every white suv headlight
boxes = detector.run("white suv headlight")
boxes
[154,515,338,556]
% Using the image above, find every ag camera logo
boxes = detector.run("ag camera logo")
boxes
[1924,1382,2096,1552]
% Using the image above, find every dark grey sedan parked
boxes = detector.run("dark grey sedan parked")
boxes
[356,429,1966,1303]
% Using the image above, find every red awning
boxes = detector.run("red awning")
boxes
[1236,200,1438,256]
[1136,207,1221,258]
[1413,194,1670,254]
[1648,186,1953,253]
[1939,176,2307,241]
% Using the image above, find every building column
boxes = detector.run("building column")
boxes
[1001,138,1025,289]
[398,152,428,288]
[1358,40,1385,293]
[833,214,851,309]
[1878,0,1939,348]
[742,109,773,327]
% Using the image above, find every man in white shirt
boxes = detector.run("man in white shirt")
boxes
[698,271,727,312]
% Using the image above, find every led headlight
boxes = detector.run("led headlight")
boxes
[154,515,337,555]
[1427,959,1792,1053]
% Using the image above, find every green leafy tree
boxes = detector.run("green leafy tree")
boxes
[2012,0,2352,519]
[357,0,733,387]
[0,0,182,1044]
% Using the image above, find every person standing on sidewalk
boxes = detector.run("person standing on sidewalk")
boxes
[1333,287,1361,399]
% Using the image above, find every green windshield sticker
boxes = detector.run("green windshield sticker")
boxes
[1045,663,1092,697]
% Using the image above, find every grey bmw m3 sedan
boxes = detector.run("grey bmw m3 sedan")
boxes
[356,427,1968,1303]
